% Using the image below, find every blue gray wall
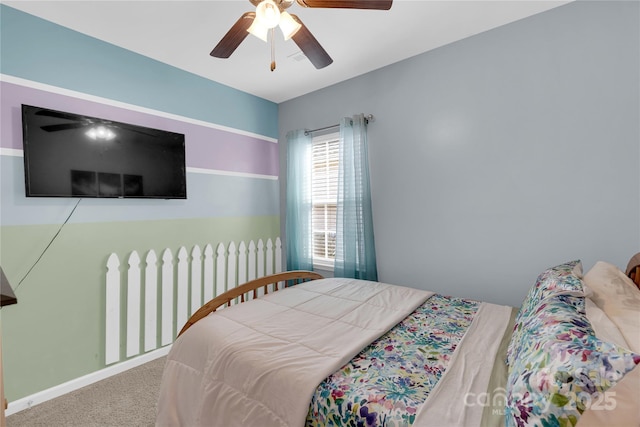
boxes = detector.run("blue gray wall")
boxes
[279,1,640,306]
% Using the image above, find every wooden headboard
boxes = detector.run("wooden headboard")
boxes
[626,252,640,288]
[630,266,640,287]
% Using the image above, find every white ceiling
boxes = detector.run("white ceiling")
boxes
[5,0,571,103]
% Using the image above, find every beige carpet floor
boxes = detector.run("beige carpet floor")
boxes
[6,356,166,427]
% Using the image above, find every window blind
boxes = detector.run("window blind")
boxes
[311,133,339,266]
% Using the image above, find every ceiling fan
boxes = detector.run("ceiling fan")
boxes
[211,0,393,71]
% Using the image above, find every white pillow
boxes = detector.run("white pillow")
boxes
[585,296,630,350]
[583,261,640,353]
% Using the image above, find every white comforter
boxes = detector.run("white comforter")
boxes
[156,278,434,427]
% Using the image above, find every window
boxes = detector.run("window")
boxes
[311,132,339,269]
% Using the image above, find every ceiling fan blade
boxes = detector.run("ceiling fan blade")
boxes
[290,15,333,69]
[35,109,83,121]
[41,123,88,132]
[210,12,255,58]
[296,0,392,10]
[116,123,165,138]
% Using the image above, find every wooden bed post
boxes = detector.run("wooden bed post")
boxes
[177,270,324,338]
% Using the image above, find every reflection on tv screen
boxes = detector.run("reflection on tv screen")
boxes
[22,104,187,199]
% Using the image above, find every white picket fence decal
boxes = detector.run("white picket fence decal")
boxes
[105,237,282,365]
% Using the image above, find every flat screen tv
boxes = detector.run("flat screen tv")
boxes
[21,104,187,199]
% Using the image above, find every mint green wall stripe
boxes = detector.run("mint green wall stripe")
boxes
[1,216,280,401]
[0,5,278,138]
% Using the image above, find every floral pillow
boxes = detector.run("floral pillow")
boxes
[505,292,640,427]
[506,260,585,366]
[511,294,588,358]
[517,260,584,322]
[506,333,640,427]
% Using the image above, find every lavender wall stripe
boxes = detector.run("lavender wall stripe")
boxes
[1,74,277,143]
[0,81,279,177]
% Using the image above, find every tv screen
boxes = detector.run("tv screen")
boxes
[21,104,187,199]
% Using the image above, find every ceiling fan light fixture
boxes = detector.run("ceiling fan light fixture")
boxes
[247,18,269,42]
[255,0,280,29]
[213,0,394,69]
[86,126,115,141]
[279,11,301,40]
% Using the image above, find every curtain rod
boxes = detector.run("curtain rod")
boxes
[305,114,374,135]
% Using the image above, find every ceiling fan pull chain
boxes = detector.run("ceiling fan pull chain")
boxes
[270,27,276,71]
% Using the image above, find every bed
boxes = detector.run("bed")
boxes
[156,260,640,427]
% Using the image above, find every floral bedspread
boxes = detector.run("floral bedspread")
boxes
[306,294,480,427]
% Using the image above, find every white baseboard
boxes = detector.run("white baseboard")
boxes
[6,346,171,416]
